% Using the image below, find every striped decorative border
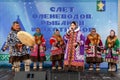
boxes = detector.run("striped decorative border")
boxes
[0,54,9,61]
[0,53,50,61]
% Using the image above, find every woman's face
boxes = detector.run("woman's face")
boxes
[91,30,96,35]
[70,23,76,30]
[55,31,60,35]
[110,31,115,37]
[36,29,40,33]
[13,23,20,31]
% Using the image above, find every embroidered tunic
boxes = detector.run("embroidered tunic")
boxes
[85,33,103,63]
[50,34,65,61]
[5,30,29,63]
[64,27,85,70]
[30,33,46,62]
[104,36,119,63]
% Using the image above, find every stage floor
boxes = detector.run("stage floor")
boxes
[0,68,120,80]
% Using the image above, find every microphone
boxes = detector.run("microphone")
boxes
[69,28,74,33]
[71,28,73,30]
[67,28,74,35]
[71,28,74,33]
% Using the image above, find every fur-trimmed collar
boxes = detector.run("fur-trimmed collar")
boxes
[67,27,80,32]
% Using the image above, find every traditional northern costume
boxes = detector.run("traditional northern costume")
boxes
[64,27,85,71]
[104,35,119,71]
[50,29,65,70]
[30,32,46,70]
[4,30,30,72]
[85,33,103,71]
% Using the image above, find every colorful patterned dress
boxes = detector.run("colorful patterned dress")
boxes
[104,36,119,63]
[50,34,65,61]
[64,27,85,71]
[85,33,103,63]
[5,30,29,64]
[30,33,46,62]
